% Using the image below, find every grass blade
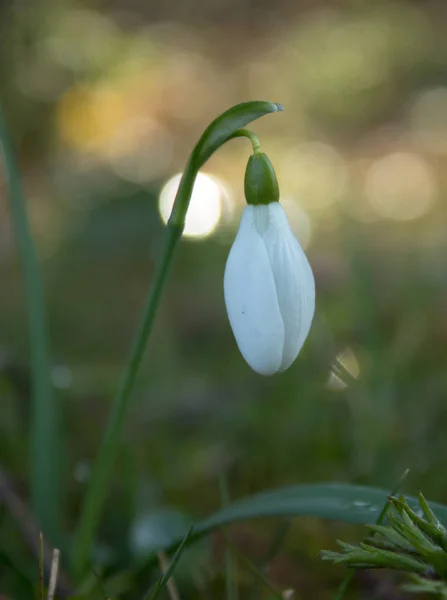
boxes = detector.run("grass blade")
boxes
[144,483,447,554]
[39,533,44,600]
[0,106,58,542]
[219,475,238,600]
[193,483,445,538]
[92,567,109,600]
[221,530,283,600]
[144,527,194,600]
[47,549,60,600]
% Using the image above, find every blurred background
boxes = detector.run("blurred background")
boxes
[1,0,447,597]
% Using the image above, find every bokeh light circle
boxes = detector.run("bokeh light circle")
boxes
[159,172,223,239]
[364,152,437,221]
[280,143,349,211]
[409,87,447,154]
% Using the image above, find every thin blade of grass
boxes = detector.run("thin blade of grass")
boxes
[0,105,59,542]
[92,567,110,600]
[47,549,60,600]
[221,530,284,600]
[219,474,238,600]
[39,533,44,600]
[143,527,194,600]
[251,520,291,600]
[157,552,181,600]
[258,519,291,570]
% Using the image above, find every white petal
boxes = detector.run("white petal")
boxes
[260,203,315,371]
[224,206,285,375]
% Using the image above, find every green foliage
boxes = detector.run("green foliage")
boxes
[192,102,283,169]
[322,494,447,595]
[2,1,447,598]
[0,106,59,544]
[143,527,194,600]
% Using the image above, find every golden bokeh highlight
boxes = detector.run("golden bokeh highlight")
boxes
[409,87,447,155]
[279,143,348,212]
[58,85,127,152]
[364,152,437,221]
[158,172,224,239]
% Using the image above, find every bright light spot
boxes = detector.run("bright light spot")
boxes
[337,347,360,379]
[328,347,360,391]
[365,152,437,221]
[327,371,348,391]
[159,172,223,239]
[409,87,447,154]
[344,159,381,223]
[281,198,312,249]
[280,143,348,211]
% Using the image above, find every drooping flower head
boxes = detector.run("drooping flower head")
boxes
[224,152,315,375]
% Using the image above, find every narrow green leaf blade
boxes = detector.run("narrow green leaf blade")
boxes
[146,527,194,600]
[194,484,447,537]
[192,101,283,168]
[0,105,59,543]
[152,484,447,552]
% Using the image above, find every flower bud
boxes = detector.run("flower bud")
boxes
[224,200,315,375]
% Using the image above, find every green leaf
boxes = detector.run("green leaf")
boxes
[168,101,283,232]
[366,524,415,553]
[342,542,428,573]
[419,492,443,527]
[219,475,238,600]
[404,574,447,596]
[392,496,447,552]
[195,484,447,538]
[191,101,283,168]
[221,530,283,600]
[0,103,59,543]
[149,484,447,552]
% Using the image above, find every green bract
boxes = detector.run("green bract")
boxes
[169,101,283,231]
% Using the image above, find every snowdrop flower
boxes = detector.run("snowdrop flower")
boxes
[224,152,315,375]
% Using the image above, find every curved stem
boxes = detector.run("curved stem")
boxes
[227,129,261,153]
[72,110,279,576]
[71,160,197,577]
[0,105,59,543]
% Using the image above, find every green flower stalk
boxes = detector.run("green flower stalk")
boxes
[72,101,284,577]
